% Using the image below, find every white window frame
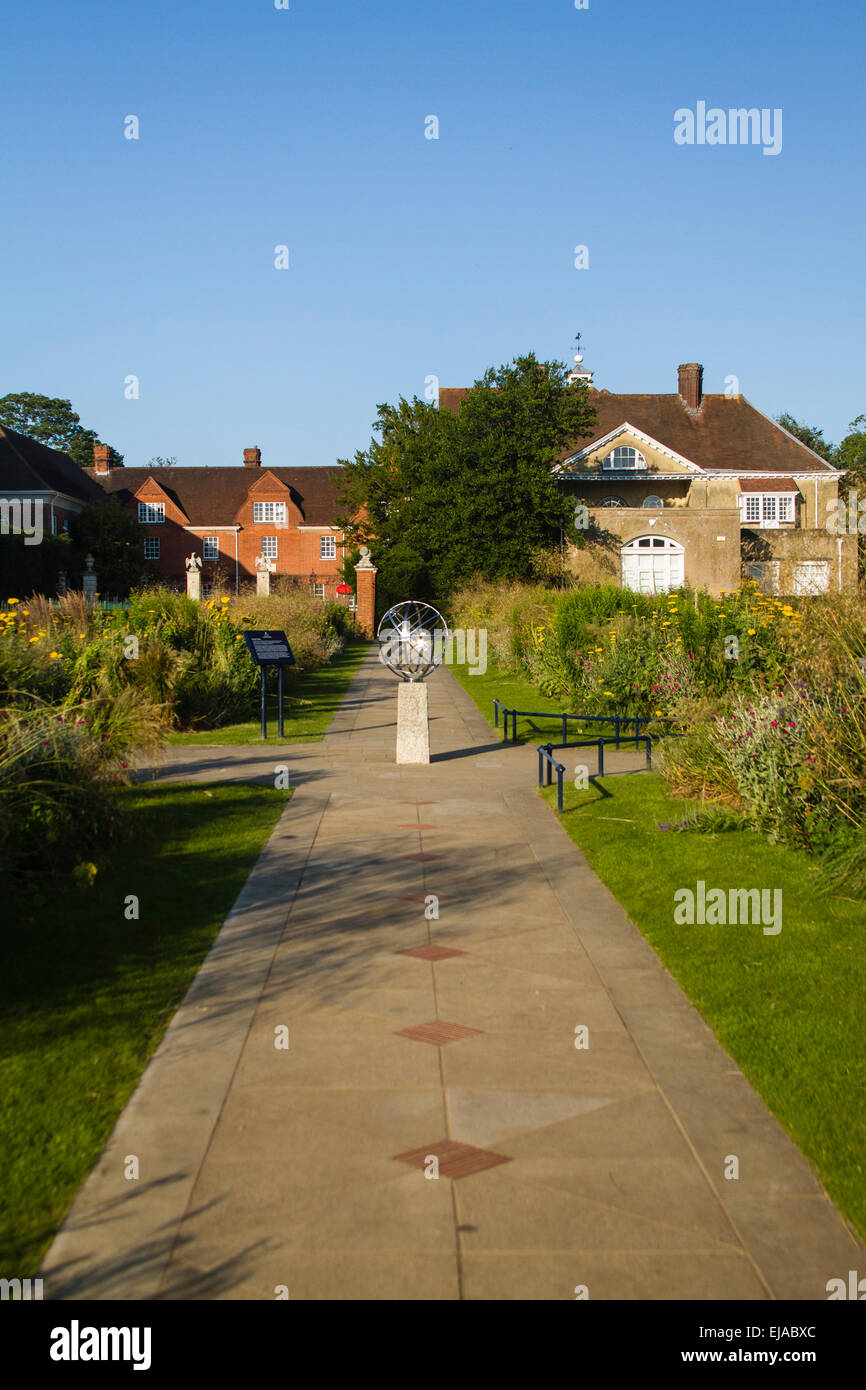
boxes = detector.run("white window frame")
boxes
[261,535,278,559]
[603,446,647,471]
[202,536,219,561]
[252,501,286,524]
[313,582,325,599]
[741,493,796,527]
[144,537,160,559]
[138,501,165,524]
[320,535,337,559]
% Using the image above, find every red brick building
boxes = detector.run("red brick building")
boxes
[87,445,350,598]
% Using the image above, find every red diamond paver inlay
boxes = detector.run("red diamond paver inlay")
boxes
[393,1140,512,1179]
[397,945,467,961]
[395,1020,484,1045]
[401,852,445,862]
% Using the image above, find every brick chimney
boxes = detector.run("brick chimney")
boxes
[677,363,703,411]
[93,443,112,474]
[243,446,262,468]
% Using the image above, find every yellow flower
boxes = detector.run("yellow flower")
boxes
[654,709,663,716]
[661,621,671,627]
[29,636,39,644]
[48,651,62,659]
[747,628,756,635]
[6,597,19,605]
[221,597,230,604]
[603,690,614,696]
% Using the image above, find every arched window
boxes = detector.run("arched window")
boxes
[603,446,647,471]
[642,495,663,508]
[621,535,684,594]
[600,496,627,508]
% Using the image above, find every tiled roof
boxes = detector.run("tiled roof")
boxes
[0,426,104,502]
[738,476,799,492]
[439,386,836,476]
[87,466,346,526]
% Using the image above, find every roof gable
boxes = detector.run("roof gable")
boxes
[559,422,704,474]
[133,475,190,523]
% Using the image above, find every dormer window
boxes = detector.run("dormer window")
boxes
[253,501,286,524]
[603,446,647,471]
[138,501,165,523]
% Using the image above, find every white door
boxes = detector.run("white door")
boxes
[621,536,684,594]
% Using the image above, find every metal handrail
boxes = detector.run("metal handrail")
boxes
[537,734,656,812]
[497,700,676,747]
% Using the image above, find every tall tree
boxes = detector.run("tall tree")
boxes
[835,415,866,492]
[0,393,123,468]
[775,412,835,462]
[70,496,153,596]
[337,354,597,599]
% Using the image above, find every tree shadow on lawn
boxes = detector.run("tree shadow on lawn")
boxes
[0,785,295,1029]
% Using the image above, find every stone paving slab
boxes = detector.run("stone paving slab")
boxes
[40,647,863,1301]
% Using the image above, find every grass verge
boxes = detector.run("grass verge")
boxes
[0,781,291,1276]
[166,640,369,745]
[451,658,866,1239]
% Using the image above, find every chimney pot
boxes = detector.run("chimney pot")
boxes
[677,363,703,411]
[93,443,111,474]
[243,446,262,468]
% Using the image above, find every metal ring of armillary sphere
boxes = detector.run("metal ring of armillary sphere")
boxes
[377,601,450,682]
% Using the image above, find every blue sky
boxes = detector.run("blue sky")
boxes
[1,0,863,468]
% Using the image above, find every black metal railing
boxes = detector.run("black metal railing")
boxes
[537,735,654,812]
[494,699,675,748]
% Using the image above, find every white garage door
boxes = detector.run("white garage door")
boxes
[621,536,685,594]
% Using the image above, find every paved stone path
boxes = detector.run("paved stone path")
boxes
[41,649,862,1300]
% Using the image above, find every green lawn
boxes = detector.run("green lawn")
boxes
[451,658,866,1239]
[167,640,369,745]
[0,781,290,1276]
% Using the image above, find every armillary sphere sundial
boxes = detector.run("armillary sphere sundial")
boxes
[377,601,450,763]
[377,601,450,683]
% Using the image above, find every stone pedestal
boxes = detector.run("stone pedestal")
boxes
[255,556,276,596]
[186,569,201,601]
[396,681,430,764]
[82,554,97,603]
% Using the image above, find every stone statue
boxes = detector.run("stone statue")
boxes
[185,552,202,599]
[255,553,276,595]
[82,553,98,603]
[356,544,374,569]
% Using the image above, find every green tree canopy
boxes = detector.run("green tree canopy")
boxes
[337,354,597,600]
[70,496,154,596]
[775,412,835,462]
[835,415,866,492]
[0,393,123,468]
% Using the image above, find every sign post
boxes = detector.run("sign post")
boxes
[243,630,296,739]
